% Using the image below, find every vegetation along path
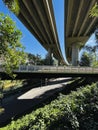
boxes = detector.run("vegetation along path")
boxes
[0,78,72,126]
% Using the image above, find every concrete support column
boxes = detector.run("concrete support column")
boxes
[72,43,79,66]
[58,60,60,66]
[48,48,51,59]
[48,48,53,65]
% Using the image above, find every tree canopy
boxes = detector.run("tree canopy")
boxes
[90,3,98,40]
[27,53,44,65]
[3,0,20,15]
[0,13,26,76]
[90,3,98,17]
[80,4,98,67]
[79,52,92,66]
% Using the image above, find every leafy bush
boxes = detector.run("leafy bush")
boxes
[3,0,20,15]
[0,81,4,115]
[1,82,98,130]
[0,107,4,115]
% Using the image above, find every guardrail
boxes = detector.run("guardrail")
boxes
[15,65,98,74]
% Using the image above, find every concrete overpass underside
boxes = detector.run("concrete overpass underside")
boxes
[15,0,65,64]
[65,0,98,65]
[4,0,98,66]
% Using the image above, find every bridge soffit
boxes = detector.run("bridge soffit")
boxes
[66,36,89,47]
[78,0,97,36]
[65,0,97,37]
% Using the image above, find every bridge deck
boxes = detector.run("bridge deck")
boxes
[17,65,98,74]
[0,65,98,79]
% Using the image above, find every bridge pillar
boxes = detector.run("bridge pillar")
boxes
[58,60,60,66]
[47,48,53,65]
[72,43,79,66]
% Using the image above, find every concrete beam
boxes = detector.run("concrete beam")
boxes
[11,0,66,64]
[78,0,96,36]
[22,0,50,44]
[84,17,98,36]
[66,0,74,37]
[33,0,53,44]
[64,0,98,65]
[72,0,84,36]
[65,36,88,64]
[66,36,89,47]
[19,1,48,48]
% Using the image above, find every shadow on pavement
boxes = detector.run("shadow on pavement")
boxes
[0,78,73,127]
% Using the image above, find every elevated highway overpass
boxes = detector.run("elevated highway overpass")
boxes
[65,0,98,66]
[3,0,65,64]
[3,0,98,66]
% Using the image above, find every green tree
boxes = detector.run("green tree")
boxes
[83,3,98,66]
[44,53,53,65]
[0,13,26,113]
[0,13,26,75]
[27,53,36,65]
[35,54,42,65]
[79,52,92,66]
[3,0,20,15]
[90,3,98,40]
[90,3,98,17]
[89,3,98,66]
[27,53,44,65]
[83,45,98,67]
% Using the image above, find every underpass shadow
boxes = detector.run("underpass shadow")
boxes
[0,77,97,127]
[0,78,73,127]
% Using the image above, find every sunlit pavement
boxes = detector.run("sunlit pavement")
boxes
[18,78,71,100]
[0,78,71,126]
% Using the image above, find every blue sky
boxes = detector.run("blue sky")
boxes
[0,0,96,60]
[0,0,65,59]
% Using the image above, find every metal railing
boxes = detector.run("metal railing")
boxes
[15,65,98,74]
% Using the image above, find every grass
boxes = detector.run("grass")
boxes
[3,80,23,90]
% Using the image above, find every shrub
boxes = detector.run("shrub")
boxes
[1,82,98,130]
[0,81,4,115]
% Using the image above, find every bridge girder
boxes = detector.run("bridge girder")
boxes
[65,0,98,64]
[15,0,65,64]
